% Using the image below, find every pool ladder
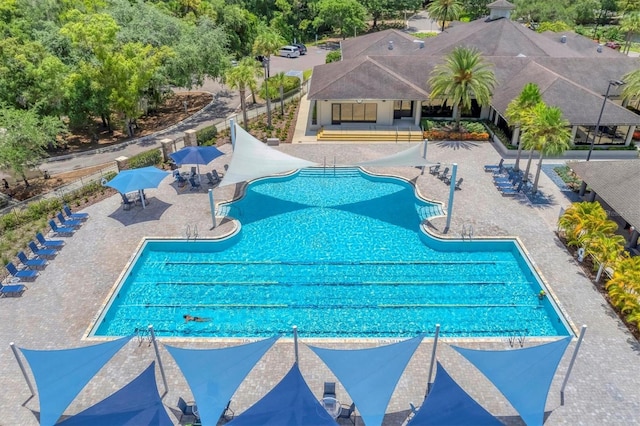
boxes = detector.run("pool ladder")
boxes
[322,156,337,175]
[185,224,198,241]
[507,330,528,348]
[135,327,152,347]
[461,224,474,241]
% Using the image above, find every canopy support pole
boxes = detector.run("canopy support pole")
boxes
[560,325,587,405]
[209,189,216,229]
[426,324,440,396]
[139,189,146,208]
[444,163,457,233]
[421,139,428,175]
[293,325,299,364]
[10,342,34,396]
[230,119,236,149]
[148,325,169,394]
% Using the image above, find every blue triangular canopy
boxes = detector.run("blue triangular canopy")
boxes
[165,336,278,426]
[309,334,424,426]
[58,362,172,425]
[227,363,337,426]
[19,336,131,426]
[453,337,572,426]
[409,362,502,425]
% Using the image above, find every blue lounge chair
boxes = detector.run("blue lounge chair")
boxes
[57,212,82,229]
[64,205,89,221]
[437,167,450,181]
[428,163,441,175]
[28,241,58,259]
[189,176,201,191]
[36,232,64,248]
[484,158,504,172]
[17,251,47,270]
[5,262,38,281]
[1,283,26,297]
[49,220,75,236]
[501,182,524,196]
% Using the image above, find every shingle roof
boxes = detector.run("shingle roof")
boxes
[341,29,422,59]
[566,160,640,230]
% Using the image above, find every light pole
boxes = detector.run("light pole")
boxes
[262,57,272,128]
[586,79,625,161]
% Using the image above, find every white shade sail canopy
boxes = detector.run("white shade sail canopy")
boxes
[219,124,318,187]
[355,140,436,167]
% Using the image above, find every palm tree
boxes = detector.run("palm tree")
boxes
[519,103,571,193]
[622,68,640,110]
[605,256,640,313]
[224,58,260,130]
[428,47,497,131]
[558,201,608,246]
[620,12,640,55]
[252,29,286,128]
[587,233,626,282]
[272,72,288,116]
[504,83,542,172]
[427,0,464,32]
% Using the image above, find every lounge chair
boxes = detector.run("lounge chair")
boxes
[484,158,504,172]
[173,170,187,187]
[337,402,356,425]
[57,212,82,229]
[176,397,197,423]
[63,205,88,221]
[48,220,75,236]
[17,251,47,270]
[212,169,224,181]
[428,163,441,175]
[189,177,201,191]
[0,283,26,297]
[121,193,134,210]
[437,167,450,181]
[323,382,336,399]
[5,262,38,281]
[36,232,64,248]
[454,177,463,190]
[206,172,220,186]
[501,182,524,196]
[29,241,58,259]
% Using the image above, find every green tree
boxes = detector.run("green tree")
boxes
[621,68,640,109]
[504,83,542,172]
[617,0,640,14]
[313,0,367,39]
[519,103,571,193]
[605,256,640,318]
[620,12,640,55]
[460,0,492,20]
[253,28,286,128]
[558,201,609,246]
[272,72,288,116]
[224,57,260,130]
[536,21,573,33]
[428,46,496,131]
[427,0,463,32]
[326,50,341,63]
[0,107,66,185]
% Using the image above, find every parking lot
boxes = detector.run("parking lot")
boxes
[269,44,330,74]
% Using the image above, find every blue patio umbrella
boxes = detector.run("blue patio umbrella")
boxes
[170,146,225,185]
[106,166,170,208]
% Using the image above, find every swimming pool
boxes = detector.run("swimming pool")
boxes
[92,168,571,338]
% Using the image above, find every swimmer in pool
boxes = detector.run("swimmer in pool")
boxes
[183,314,210,323]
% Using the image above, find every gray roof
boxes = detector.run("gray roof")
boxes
[341,30,422,59]
[566,160,640,230]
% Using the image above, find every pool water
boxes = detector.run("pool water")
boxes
[93,168,571,338]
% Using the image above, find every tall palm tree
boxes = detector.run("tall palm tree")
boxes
[427,0,464,32]
[504,83,542,172]
[224,57,260,130]
[272,72,288,116]
[519,103,571,193]
[252,29,286,128]
[622,68,640,110]
[620,12,640,55]
[428,46,497,131]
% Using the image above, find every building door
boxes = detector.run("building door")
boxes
[393,101,414,119]
[331,104,341,124]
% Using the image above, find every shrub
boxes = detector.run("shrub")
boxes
[197,126,218,146]
[128,149,162,169]
[412,32,438,39]
[326,51,341,63]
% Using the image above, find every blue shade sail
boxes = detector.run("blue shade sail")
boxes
[227,363,337,426]
[409,362,502,425]
[308,334,424,426]
[105,166,170,194]
[165,336,278,426]
[453,337,572,426]
[169,146,224,166]
[19,336,131,426]
[58,362,172,426]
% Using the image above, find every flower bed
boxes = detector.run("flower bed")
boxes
[423,130,489,141]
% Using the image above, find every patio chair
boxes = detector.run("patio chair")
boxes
[221,400,234,421]
[28,241,58,259]
[5,262,38,281]
[454,177,463,190]
[337,402,356,425]
[63,205,89,221]
[212,169,224,181]
[437,167,450,181]
[0,283,26,297]
[428,163,441,175]
[206,172,220,186]
[177,397,197,422]
[121,193,134,210]
[484,158,504,172]
[323,382,336,399]
[48,220,75,236]
[189,176,201,191]
[17,251,47,270]
[57,212,82,229]
[36,232,64,248]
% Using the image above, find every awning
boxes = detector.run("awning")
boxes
[355,141,436,167]
[165,336,278,426]
[308,334,424,426]
[19,336,132,426]
[453,337,572,426]
[58,362,172,425]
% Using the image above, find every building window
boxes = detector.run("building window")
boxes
[421,99,452,118]
[393,101,414,119]
[331,103,377,124]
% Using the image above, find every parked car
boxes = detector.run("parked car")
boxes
[605,41,621,50]
[279,46,300,58]
[292,43,307,55]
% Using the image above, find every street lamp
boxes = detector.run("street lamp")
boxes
[586,79,625,161]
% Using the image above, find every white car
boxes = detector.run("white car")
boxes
[279,46,300,58]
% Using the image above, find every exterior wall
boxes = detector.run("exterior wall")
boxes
[315,100,396,126]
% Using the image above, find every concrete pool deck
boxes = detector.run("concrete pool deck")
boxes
[1,141,639,425]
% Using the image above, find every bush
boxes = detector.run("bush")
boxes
[412,32,438,39]
[128,149,162,169]
[326,51,341,63]
[197,126,218,146]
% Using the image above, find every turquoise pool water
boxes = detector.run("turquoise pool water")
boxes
[93,168,571,338]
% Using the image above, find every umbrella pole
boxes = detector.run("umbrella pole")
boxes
[139,189,146,208]
[197,164,202,188]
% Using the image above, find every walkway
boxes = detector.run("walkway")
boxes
[1,140,639,425]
